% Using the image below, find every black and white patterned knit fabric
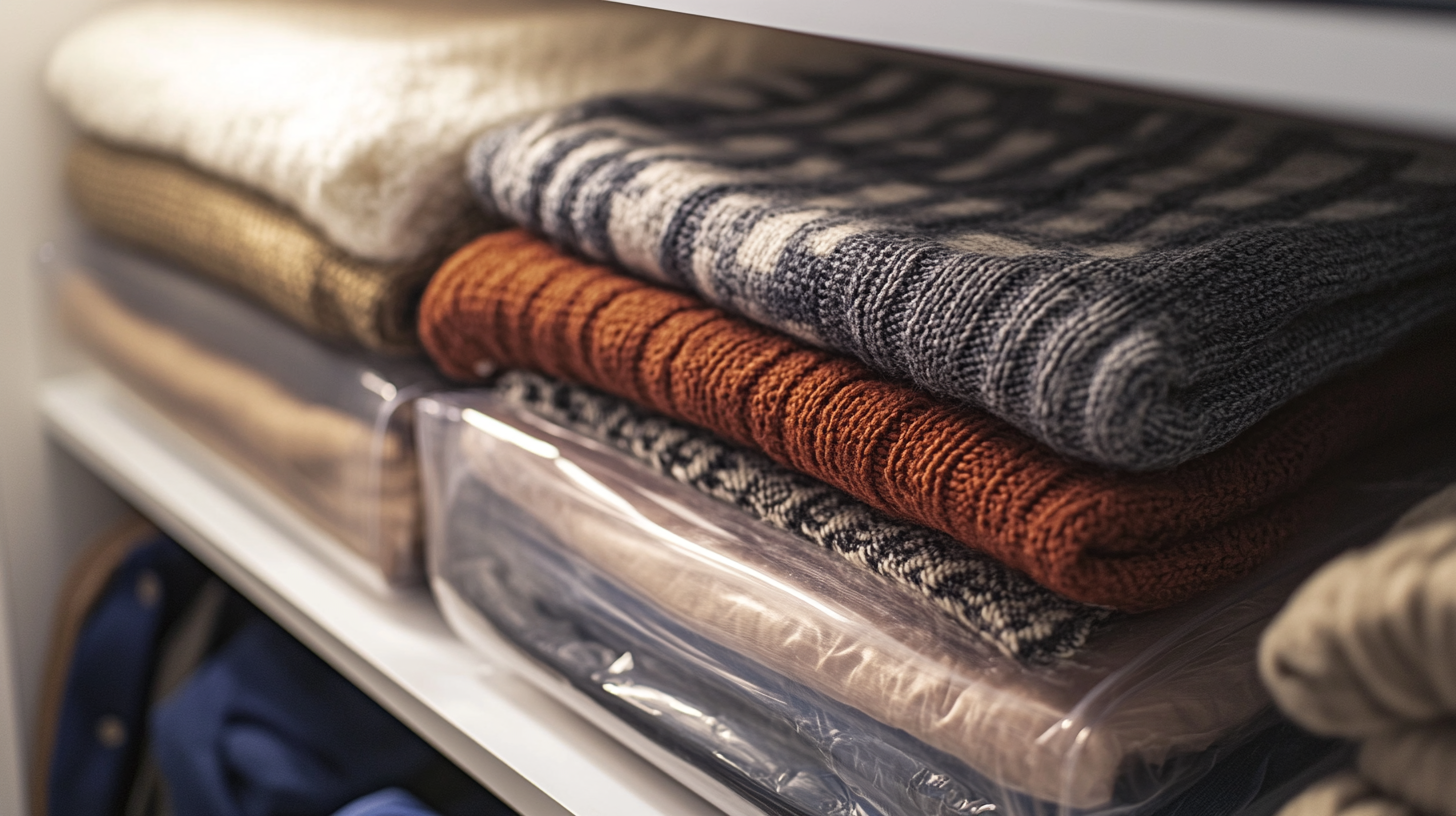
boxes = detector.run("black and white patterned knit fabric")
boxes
[470,63,1456,471]
[492,370,1112,663]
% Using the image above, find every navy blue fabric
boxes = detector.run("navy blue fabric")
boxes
[332,788,441,816]
[151,615,439,816]
[404,759,516,816]
[47,533,209,816]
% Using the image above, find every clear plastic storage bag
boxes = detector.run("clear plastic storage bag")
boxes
[419,387,1456,815]
[57,238,443,583]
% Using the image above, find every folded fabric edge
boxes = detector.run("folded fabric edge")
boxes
[66,137,499,355]
[418,229,1456,611]
[487,368,1118,663]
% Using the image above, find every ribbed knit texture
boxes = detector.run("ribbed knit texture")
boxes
[1262,484,1456,816]
[47,0,860,263]
[67,139,487,353]
[420,229,1456,610]
[492,370,1112,662]
[469,63,1456,470]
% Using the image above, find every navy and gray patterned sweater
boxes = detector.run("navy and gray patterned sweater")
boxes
[470,63,1456,470]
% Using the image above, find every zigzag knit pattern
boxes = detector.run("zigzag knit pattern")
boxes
[493,370,1112,662]
[469,63,1456,470]
[420,230,1456,610]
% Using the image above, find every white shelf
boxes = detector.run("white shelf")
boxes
[39,371,731,816]
[616,0,1456,140]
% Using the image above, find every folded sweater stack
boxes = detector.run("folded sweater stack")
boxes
[420,62,1456,609]
[424,229,1456,610]
[464,64,1456,470]
[42,4,1456,815]
[48,0,855,351]
[411,65,1456,812]
[45,0,866,582]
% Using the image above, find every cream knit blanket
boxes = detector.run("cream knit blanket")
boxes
[46,0,856,263]
[1262,484,1456,816]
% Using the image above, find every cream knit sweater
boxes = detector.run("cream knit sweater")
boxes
[1262,484,1456,816]
[47,0,856,262]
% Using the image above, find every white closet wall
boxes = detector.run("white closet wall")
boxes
[0,1,129,810]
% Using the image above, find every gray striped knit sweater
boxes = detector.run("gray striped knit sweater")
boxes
[470,64,1456,470]
[492,370,1112,663]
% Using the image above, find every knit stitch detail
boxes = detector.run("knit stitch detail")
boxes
[469,63,1456,470]
[493,369,1111,662]
[47,0,860,263]
[419,230,1456,610]
[67,139,488,353]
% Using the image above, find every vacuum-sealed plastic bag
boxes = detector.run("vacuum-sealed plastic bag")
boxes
[420,388,1456,814]
[57,239,441,583]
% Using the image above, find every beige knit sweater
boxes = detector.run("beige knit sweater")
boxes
[1263,484,1456,816]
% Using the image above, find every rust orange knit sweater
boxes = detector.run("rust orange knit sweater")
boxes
[420,230,1456,610]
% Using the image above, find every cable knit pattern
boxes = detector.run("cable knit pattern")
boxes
[419,230,1456,610]
[492,370,1112,662]
[468,63,1456,470]
[1262,483,1456,816]
[46,0,857,263]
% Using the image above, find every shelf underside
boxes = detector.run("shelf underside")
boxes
[614,0,1456,141]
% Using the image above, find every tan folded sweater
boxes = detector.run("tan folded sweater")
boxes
[59,274,421,581]
[67,139,489,353]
